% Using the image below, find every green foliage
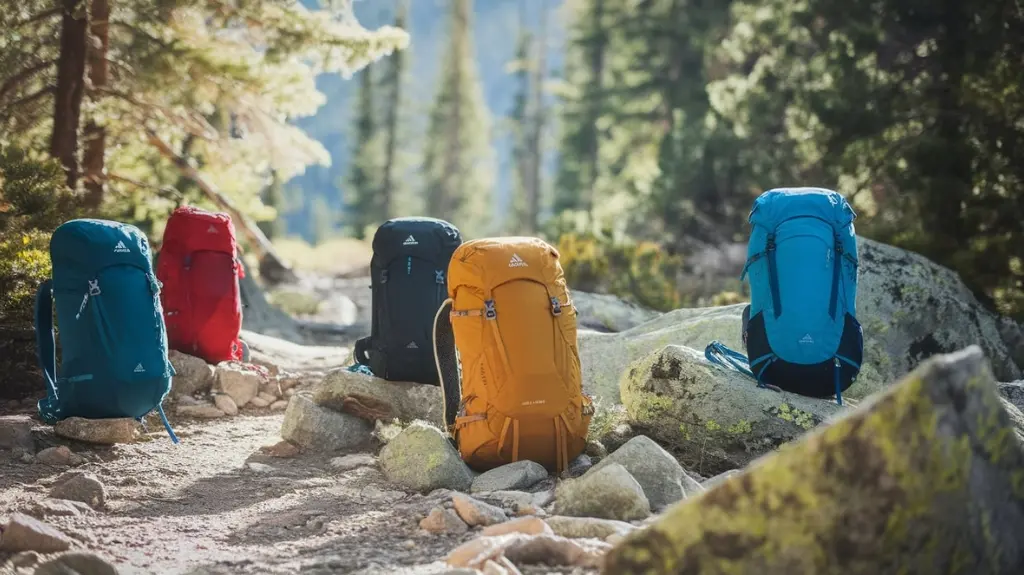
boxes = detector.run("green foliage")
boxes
[421,0,496,238]
[342,66,385,238]
[0,147,78,321]
[557,231,684,312]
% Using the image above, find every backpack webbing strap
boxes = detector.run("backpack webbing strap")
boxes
[155,405,180,444]
[34,280,61,423]
[498,417,520,463]
[704,341,755,379]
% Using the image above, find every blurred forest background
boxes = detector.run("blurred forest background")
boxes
[2,0,1023,337]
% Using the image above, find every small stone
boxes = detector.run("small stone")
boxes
[270,400,288,410]
[246,462,275,473]
[175,404,226,418]
[0,513,73,553]
[53,417,140,445]
[216,362,265,407]
[24,499,94,518]
[402,539,417,549]
[19,451,35,464]
[9,550,40,568]
[532,490,555,508]
[584,439,608,459]
[588,435,702,510]
[280,395,373,452]
[0,415,34,451]
[259,440,301,458]
[33,551,120,575]
[168,350,215,397]
[471,460,548,493]
[420,506,469,534]
[258,391,278,403]
[249,396,271,408]
[563,454,592,478]
[379,422,474,493]
[515,504,543,517]
[213,394,239,416]
[553,463,650,521]
[329,453,377,471]
[284,388,296,397]
[452,494,508,527]
[544,515,637,539]
[481,516,552,537]
[49,472,106,509]
[475,490,534,509]
[35,445,78,467]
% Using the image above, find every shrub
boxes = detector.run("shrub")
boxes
[0,146,78,398]
[556,231,685,312]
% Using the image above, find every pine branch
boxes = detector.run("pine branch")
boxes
[13,8,61,29]
[0,60,58,101]
[0,86,55,114]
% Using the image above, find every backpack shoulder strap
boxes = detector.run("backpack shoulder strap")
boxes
[432,298,460,434]
[34,279,60,421]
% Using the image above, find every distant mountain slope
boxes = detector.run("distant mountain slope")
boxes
[287,0,566,238]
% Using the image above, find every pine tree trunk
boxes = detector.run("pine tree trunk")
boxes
[582,0,606,217]
[379,0,408,222]
[525,5,548,233]
[50,0,88,189]
[82,0,109,208]
[440,0,469,219]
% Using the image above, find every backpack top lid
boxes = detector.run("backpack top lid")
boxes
[372,217,462,264]
[449,236,562,293]
[162,205,237,256]
[50,219,154,290]
[750,187,856,230]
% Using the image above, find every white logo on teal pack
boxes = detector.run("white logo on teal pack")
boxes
[403,235,418,246]
[114,241,130,253]
[799,334,814,344]
[406,341,418,349]
[134,363,145,373]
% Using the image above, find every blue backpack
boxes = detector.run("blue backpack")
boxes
[34,219,178,442]
[706,188,863,404]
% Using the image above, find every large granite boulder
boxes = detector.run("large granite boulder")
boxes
[580,237,1023,404]
[620,345,846,476]
[603,346,1024,575]
[572,291,662,333]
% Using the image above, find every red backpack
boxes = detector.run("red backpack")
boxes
[157,206,245,363]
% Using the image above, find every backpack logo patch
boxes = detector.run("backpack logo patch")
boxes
[799,334,814,344]
[403,235,418,246]
[133,363,146,373]
[406,341,418,349]
[508,253,528,267]
[207,225,218,233]
[113,241,130,253]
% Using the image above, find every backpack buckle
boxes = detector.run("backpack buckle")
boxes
[766,234,776,251]
[435,270,445,284]
[550,297,562,316]
[484,300,497,320]
[88,280,101,296]
[380,270,389,284]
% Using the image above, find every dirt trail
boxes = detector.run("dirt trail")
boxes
[0,408,482,574]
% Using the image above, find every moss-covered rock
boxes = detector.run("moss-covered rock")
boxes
[620,344,846,475]
[602,346,1024,575]
[378,421,474,493]
[578,237,1023,405]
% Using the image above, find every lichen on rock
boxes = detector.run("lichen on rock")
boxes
[602,346,1024,575]
[620,344,845,475]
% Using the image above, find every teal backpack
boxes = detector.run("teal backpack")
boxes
[34,219,178,442]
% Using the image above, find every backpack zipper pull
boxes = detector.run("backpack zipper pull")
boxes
[76,280,102,320]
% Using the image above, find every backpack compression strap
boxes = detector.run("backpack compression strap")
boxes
[34,279,61,423]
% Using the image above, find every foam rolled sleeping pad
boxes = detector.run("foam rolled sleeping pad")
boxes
[601,345,1024,575]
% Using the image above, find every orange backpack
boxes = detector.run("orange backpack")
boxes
[433,237,593,473]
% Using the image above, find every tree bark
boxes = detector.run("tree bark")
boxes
[82,0,110,208]
[524,4,548,234]
[145,128,298,284]
[50,0,89,189]
[582,0,606,217]
[378,0,408,222]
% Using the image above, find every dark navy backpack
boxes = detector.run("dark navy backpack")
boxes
[706,188,863,404]
[354,217,462,384]
[34,219,178,441]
